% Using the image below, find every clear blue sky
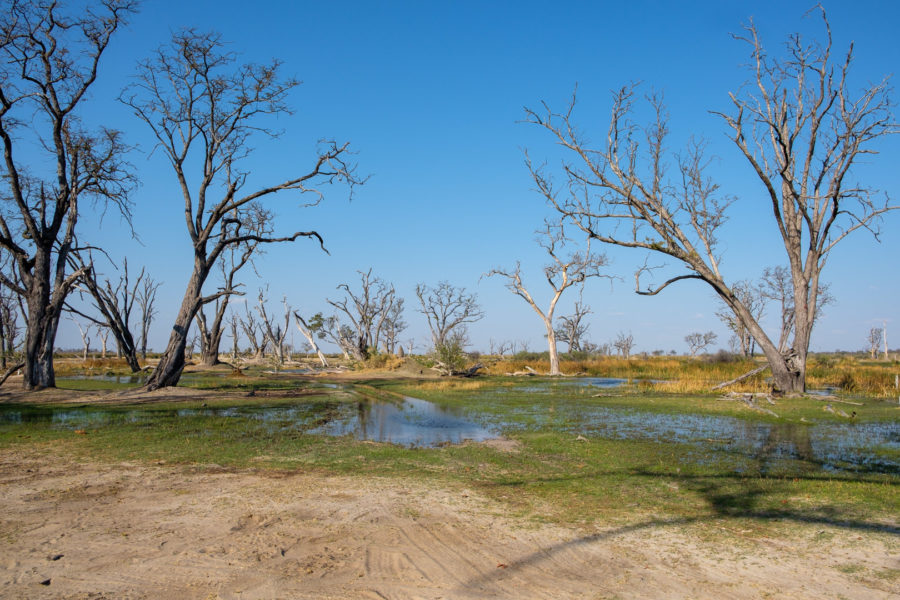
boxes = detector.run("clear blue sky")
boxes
[58,0,900,355]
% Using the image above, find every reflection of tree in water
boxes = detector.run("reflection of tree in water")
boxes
[751,423,814,474]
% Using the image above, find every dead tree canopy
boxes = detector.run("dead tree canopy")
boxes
[526,8,895,393]
[0,0,138,389]
[124,30,362,390]
[327,269,402,360]
[67,254,146,373]
[486,225,608,376]
[415,282,484,349]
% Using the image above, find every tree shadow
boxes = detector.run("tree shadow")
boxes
[459,462,898,594]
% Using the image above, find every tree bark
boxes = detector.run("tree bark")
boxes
[144,267,204,390]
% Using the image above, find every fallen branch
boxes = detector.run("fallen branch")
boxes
[809,396,863,406]
[712,365,770,390]
[0,362,25,387]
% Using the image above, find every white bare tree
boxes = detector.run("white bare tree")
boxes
[486,225,608,375]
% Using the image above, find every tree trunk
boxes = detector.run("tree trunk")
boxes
[545,320,561,376]
[22,256,61,390]
[293,313,329,367]
[144,267,205,390]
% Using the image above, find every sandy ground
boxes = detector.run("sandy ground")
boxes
[1,446,897,600]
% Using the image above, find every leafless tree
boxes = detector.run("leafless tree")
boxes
[716,280,764,357]
[685,331,718,357]
[97,327,109,359]
[526,10,895,392]
[0,282,22,369]
[135,275,160,360]
[486,225,608,375]
[293,310,329,367]
[67,255,145,372]
[123,31,361,390]
[415,282,484,349]
[381,298,407,354]
[71,319,93,362]
[256,291,290,365]
[195,240,258,366]
[239,306,267,360]
[227,312,241,361]
[613,332,634,359]
[555,298,592,353]
[867,327,884,359]
[0,1,137,389]
[759,265,833,354]
[327,269,401,360]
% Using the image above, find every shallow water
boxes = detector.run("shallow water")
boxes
[2,380,897,471]
[498,402,899,474]
[0,395,496,449]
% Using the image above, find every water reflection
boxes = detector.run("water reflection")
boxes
[310,397,496,447]
[0,396,497,449]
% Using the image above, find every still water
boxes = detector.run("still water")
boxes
[1,383,896,472]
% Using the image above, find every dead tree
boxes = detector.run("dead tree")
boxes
[716,280,763,357]
[555,299,592,353]
[381,298,407,354]
[135,274,160,360]
[227,312,241,361]
[527,9,895,392]
[327,269,401,360]
[485,225,608,375]
[685,331,718,357]
[72,320,93,362]
[415,282,484,349]
[867,327,884,359]
[0,284,21,370]
[293,311,329,367]
[239,305,268,360]
[67,255,145,372]
[256,291,290,365]
[0,1,137,389]
[124,31,361,390]
[613,332,635,359]
[195,240,258,366]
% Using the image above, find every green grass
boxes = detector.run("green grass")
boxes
[1,375,897,538]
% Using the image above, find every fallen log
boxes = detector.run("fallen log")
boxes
[712,365,770,390]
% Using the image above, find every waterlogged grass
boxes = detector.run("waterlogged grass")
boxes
[1,375,897,537]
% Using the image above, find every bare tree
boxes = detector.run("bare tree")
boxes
[239,306,267,360]
[327,269,400,360]
[716,280,764,357]
[759,266,833,354]
[0,282,22,369]
[135,274,160,360]
[256,291,290,365]
[124,31,361,390]
[0,1,137,389]
[685,331,718,357]
[867,327,884,359]
[613,332,635,359]
[486,226,608,375]
[381,298,407,354]
[555,299,592,353]
[72,319,93,362]
[527,9,895,392]
[67,255,146,372]
[195,241,258,366]
[227,312,241,361]
[293,310,329,367]
[415,282,484,349]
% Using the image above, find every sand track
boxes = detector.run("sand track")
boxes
[1,449,897,599]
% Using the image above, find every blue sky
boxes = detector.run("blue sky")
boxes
[56,0,900,355]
